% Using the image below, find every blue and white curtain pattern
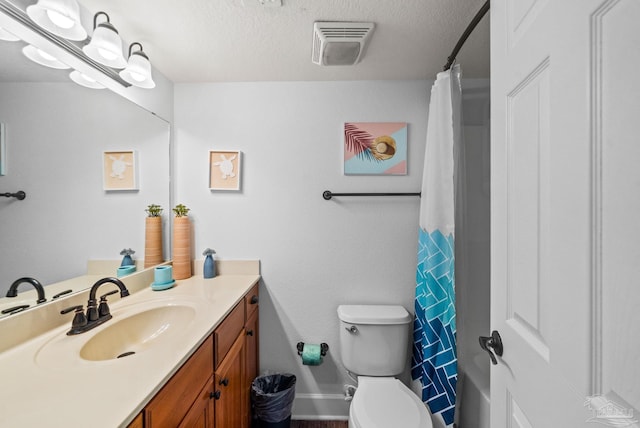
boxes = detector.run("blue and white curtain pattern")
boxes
[412,65,462,427]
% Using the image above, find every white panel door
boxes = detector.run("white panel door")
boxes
[490,0,640,426]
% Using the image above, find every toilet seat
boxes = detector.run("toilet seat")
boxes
[350,377,433,428]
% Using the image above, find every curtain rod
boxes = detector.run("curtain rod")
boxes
[443,0,490,71]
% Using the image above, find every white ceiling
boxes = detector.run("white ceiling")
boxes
[74,0,490,83]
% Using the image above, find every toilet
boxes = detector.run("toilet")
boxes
[337,304,433,428]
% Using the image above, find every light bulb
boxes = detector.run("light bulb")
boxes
[128,71,146,82]
[97,47,117,61]
[46,9,74,29]
[0,26,20,41]
[81,73,96,83]
[37,48,56,61]
[69,70,104,89]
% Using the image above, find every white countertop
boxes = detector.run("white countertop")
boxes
[0,270,260,427]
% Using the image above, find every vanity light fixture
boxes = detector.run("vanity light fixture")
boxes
[26,0,87,41]
[82,11,126,69]
[69,69,105,89]
[22,44,70,69]
[0,26,19,41]
[119,42,155,89]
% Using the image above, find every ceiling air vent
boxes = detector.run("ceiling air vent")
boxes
[312,21,375,66]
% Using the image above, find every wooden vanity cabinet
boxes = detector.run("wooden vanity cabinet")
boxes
[214,332,245,427]
[243,284,260,427]
[212,282,259,428]
[178,377,215,428]
[128,283,259,428]
[143,335,214,428]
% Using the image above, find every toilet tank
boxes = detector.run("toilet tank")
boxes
[337,305,412,376]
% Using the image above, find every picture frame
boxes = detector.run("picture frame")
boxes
[102,150,138,191]
[344,122,408,175]
[0,123,6,176]
[209,150,241,191]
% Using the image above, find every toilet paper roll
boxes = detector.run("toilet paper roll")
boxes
[301,343,322,366]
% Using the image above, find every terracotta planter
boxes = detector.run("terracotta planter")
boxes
[172,216,192,279]
[144,217,164,268]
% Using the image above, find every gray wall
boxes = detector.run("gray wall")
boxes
[175,80,428,417]
[0,82,170,293]
[175,78,490,418]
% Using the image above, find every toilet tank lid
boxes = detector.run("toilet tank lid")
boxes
[337,305,412,325]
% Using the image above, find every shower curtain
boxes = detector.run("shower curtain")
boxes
[412,64,462,428]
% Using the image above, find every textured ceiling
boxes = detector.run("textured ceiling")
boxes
[74,0,490,83]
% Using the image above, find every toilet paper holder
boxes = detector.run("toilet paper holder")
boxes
[296,342,329,356]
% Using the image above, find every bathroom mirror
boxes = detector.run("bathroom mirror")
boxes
[0,13,171,315]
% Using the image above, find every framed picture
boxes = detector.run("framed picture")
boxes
[103,150,138,191]
[209,150,241,191]
[344,122,408,175]
[0,123,6,176]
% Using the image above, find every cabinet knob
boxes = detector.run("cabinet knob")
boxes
[246,329,254,336]
[250,295,258,304]
[219,377,229,386]
[211,390,221,400]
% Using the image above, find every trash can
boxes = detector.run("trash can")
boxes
[251,373,296,428]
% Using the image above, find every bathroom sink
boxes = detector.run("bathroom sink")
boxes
[79,304,196,361]
[35,301,197,367]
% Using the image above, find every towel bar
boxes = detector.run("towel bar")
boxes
[322,190,420,200]
[1,191,26,200]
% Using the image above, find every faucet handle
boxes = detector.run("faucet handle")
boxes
[98,290,119,318]
[60,305,83,315]
[61,305,87,331]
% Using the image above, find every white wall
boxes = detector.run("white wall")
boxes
[175,80,430,417]
[0,82,170,294]
[456,81,491,368]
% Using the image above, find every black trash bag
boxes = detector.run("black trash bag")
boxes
[251,373,297,428]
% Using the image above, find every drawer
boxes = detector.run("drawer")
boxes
[244,283,259,320]
[214,302,245,368]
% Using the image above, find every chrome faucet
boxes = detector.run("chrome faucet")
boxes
[6,277,46,304]
[61,277,130,335]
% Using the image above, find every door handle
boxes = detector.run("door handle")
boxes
[479,330,503,365]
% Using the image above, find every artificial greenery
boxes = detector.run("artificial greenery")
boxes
[173,204,190,217]
[145,204,163,217]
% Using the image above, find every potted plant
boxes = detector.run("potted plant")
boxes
[144,204,164,268]
[146,204,163,217]
[172,203,192,279]
[172,203,190,217]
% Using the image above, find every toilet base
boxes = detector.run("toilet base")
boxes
[348,377,433,428]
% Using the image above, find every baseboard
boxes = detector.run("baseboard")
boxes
[292,393,350,420]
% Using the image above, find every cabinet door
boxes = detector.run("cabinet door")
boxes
[178,377,215,428]
[214,331,245,428]
[244,309,259,427]
[145,336,214,427]
[126,412,143,428]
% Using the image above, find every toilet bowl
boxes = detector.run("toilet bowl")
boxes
[349,377,433,428]
[337,305,433,428]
